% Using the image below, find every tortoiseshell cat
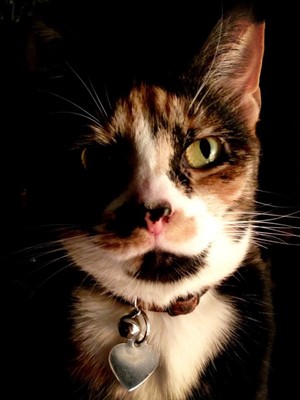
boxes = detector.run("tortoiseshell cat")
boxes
[8,7,274,400]
[58,9,273,400]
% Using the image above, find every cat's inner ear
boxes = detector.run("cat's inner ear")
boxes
[233,21,265,128]
[241,23,265,107]
[191,11,265,131]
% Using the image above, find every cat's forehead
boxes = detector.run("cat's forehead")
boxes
[90,83,226,154]
[113,85,190,133]
[109,84,223,140]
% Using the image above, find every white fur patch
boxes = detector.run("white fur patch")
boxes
[62,221,251,309]
[73,288,237,400]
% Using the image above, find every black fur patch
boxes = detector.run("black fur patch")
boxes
[189,258,273,400]
[134,250,208,282]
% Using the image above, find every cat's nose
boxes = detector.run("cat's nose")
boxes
[144,202,172,222]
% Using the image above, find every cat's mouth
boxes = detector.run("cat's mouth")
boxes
[88,218,201,263]
[94,203,200,257]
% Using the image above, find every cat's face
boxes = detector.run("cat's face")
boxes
[62,12,264,308]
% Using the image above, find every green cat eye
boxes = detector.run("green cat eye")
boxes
[185,137,222,168]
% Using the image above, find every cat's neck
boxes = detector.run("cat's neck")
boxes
[117,289,209,316]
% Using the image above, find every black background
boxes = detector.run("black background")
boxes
[1,0,299,398]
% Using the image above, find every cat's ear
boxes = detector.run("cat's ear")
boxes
[25,18,66,78]
[190,10,265,131]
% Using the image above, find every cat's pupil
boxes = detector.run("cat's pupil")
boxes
[200,139,211,160]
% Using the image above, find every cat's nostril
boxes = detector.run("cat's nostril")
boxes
[145,202,172,223]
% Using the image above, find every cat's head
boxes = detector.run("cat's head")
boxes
[46,9,265,308]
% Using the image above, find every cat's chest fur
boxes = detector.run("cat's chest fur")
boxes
[71,289,236,400]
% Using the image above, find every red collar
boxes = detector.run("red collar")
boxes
[136,288,208,316]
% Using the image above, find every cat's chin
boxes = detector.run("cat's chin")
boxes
[128,250,208,283]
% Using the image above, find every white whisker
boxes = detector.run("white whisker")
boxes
[51,110,102,126]
[46,91,102,127]
[66,62,109,121]
[189,8,224,112]
[223,204,300,250]
[88,78,108,118]
[104,87,112,110]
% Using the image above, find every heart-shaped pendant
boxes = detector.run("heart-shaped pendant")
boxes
[109,340,159,391]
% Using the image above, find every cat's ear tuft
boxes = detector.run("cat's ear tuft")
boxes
[229,17,265,130]
[190,9,265,131]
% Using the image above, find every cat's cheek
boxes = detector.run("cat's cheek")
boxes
[163,213,196,242]
[157,212,219,257]
[195,170,256,207]
[215,176,255,206]
[91,229,154,257]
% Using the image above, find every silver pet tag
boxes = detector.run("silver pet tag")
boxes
[109,340,159,391]
[108,307,159,391]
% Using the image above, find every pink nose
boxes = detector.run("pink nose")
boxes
[144,202,172,235]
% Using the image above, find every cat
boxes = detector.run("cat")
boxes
[6,6,275,400]
[55,8,274,400]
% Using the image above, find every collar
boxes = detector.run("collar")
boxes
[119,287,209,317]
[83,276,210,317]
